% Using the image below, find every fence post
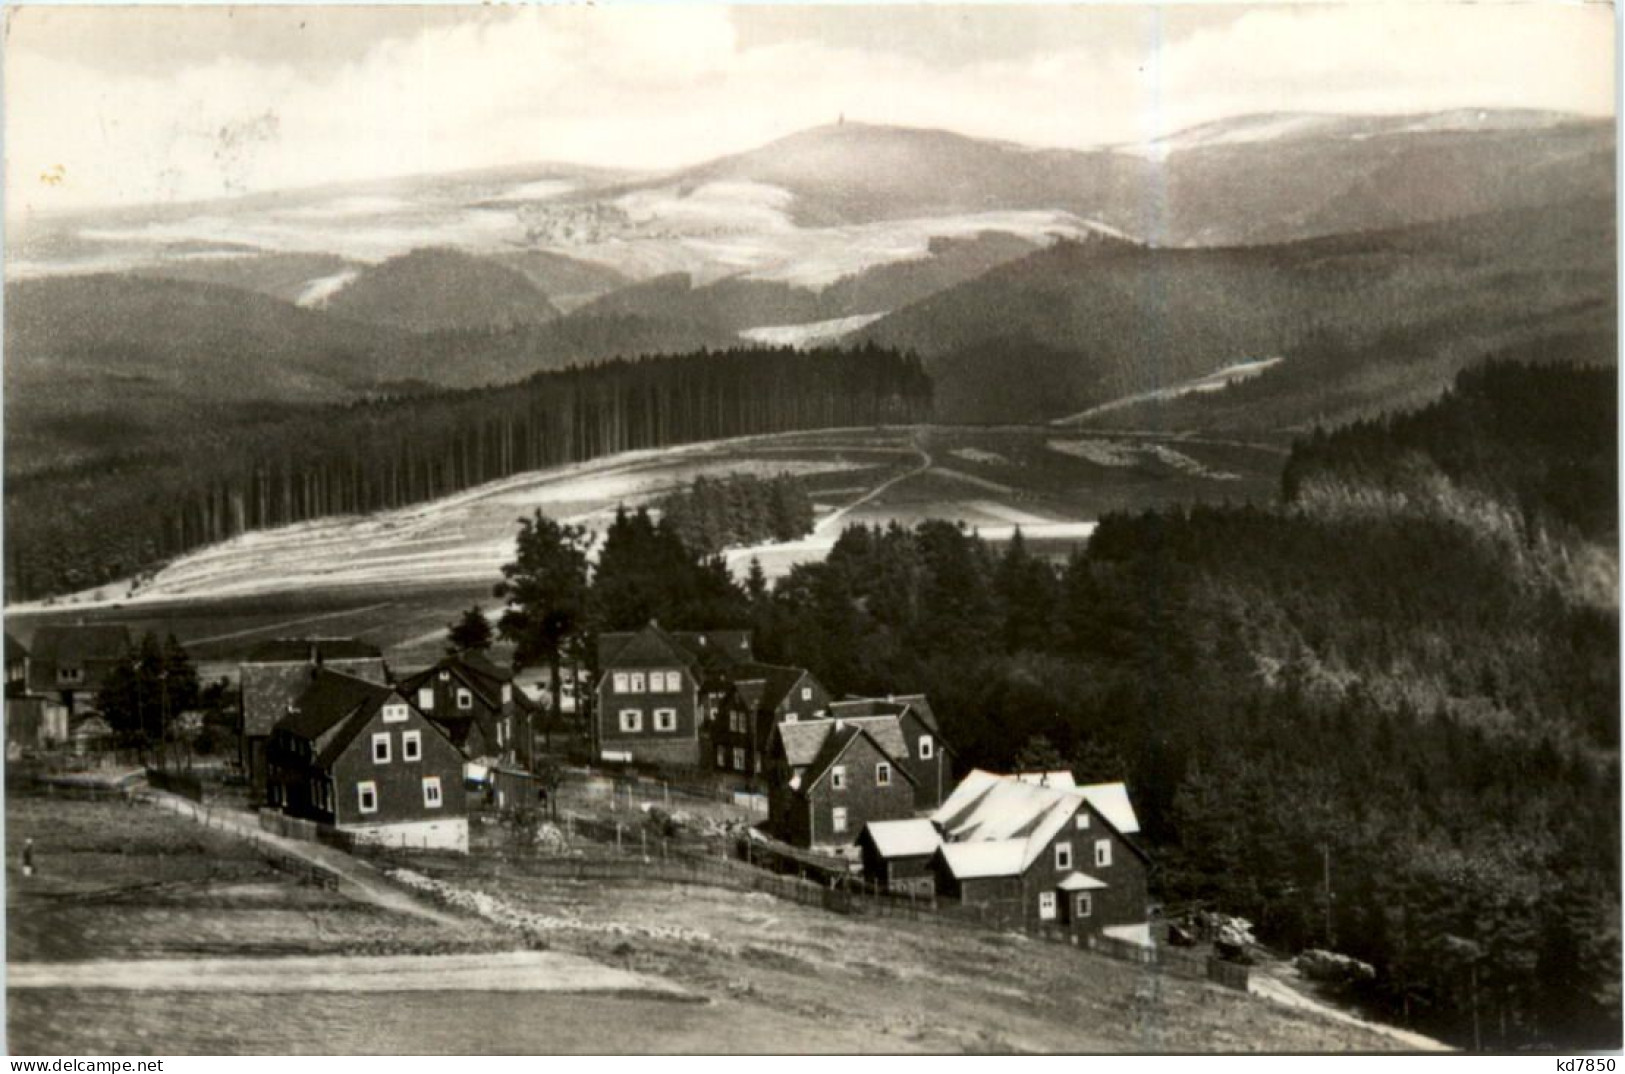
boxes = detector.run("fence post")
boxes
[664,781,669,808]
[641,828,647,860]
[616,823,622,854]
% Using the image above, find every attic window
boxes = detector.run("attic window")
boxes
[457,688,473,711]
[57,667,84,684]
[1075,812,1090,830]
[831,765,847,791]
[801,687,812,701]
[875,762,892,787]
[1055,842,1073,871]
[382,703,408,724]
[439,670,451,681]
[1095,839,1113,868]
[919,735,935,761]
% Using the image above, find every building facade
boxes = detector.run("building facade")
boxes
[239,637,386,797]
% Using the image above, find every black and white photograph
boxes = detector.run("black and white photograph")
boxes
[0,1,1618,1056]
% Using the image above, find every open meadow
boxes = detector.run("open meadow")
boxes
[6,789,1415,1054]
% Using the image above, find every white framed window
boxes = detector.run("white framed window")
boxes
[382,703,408,724]
[1055,842,1073,871]
[629,672,646,693]
[501,684,513,703]
[657,671,680,692]
[403,731,422,762]
[801,686,812,701]
[1076,894,1093,919]
[831,807,848,834]
[612,672,630,694]
[831,765,846,791]
[919,735,935,760]
[654,708,677,732]
[423,776,443,809]
[372,733,391,764]
[1076,811,1091,830]
[875,762,892,787]
[497,721,506,748]
[716,745,728,769]
[731,710,746,733]
[1095,839,1113,868]
[438,670,451,681]
[357,781,378,814]
[619,709,642,733]
[457,688,474,710]
[733,747,746,771]
[57,667,83,684]
[417,687,435,710]
[1038,891,1057,921]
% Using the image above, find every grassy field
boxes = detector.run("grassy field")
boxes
[6,790,1411,1054]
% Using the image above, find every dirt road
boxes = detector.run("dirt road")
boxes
[1250,972,1451,1052]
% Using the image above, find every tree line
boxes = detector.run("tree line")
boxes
[6,344,932,600]
[653,472,815,556]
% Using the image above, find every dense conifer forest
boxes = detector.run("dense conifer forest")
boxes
[574,361,1618,1048]
[5,345,931,600]
[652,473,816,555]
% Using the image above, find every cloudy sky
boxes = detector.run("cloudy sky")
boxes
[4,3,1614,213]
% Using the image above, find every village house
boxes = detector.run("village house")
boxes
[856,817,940,896]
[239,637,386,798]
[265,667,468,852]
[5,633,49,755]
[18,624,131,750]
[708,662,831,780]
[867,769,1150,944]
[765,717,918,849]
[826,695,953,809]
[394,651,540,772]
[593,622,753,769]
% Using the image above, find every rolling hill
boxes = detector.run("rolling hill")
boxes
[321,247,561,332]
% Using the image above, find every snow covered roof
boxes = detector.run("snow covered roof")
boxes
[1077,782,1141,836]
[939,840,1028,879]
[861,818,942,859]
[1057,871,1108,891]
[930,769,1144,878]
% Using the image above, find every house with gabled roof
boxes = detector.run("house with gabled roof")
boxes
[239,637,386,797]
[922,769,1151,944]
[265,667,467,852]
[594,622,753,768]
[827,695,953,809]
[856,817,941,896]
[765,716,917,848]
[21,624,131,747]
[395,651,539,771]
[708,662,831,779]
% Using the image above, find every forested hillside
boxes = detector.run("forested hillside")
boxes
[322,247,562,332]
[860,198,1615,424]
[5,345,931,600]
[707,361,1615,1048]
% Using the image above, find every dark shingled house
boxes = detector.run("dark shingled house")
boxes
[266,667,467,851]
[239,637,385,797]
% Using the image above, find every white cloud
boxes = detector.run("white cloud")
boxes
[4,3,1613,214]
